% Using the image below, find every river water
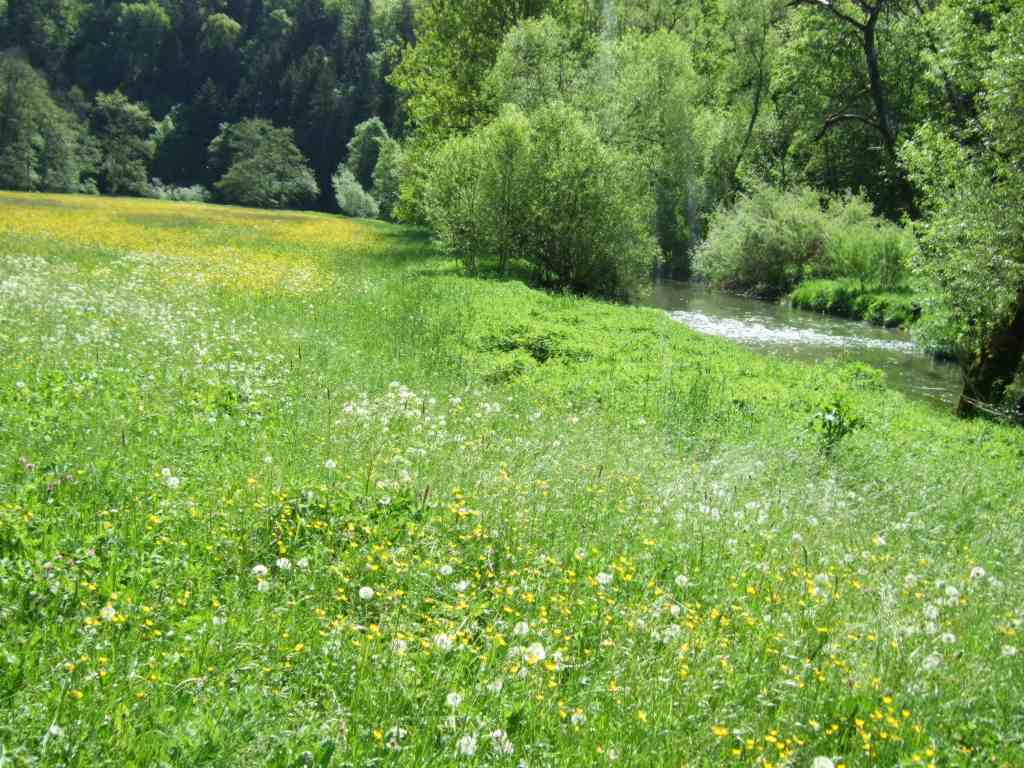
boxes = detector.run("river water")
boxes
[647,280,962,406]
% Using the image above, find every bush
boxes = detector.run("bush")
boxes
[332,166,379,218]
[693,186,826,297]
[423,104,658,301]
[694,186,914,297]
[210,119,318,209]
[790,279,918,328]
[145,179,211,202]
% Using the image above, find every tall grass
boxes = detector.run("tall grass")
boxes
[1,192,1022,767]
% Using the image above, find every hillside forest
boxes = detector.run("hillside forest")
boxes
[1,0,1022,418]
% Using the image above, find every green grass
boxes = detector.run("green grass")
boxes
[790,279,919,329]
[1,192,1023,767]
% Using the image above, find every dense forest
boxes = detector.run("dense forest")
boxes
[1,0,1022,418]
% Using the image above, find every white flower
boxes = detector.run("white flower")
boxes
[439,564,454,576]
[596,572,613,586]
[276,557,292,571]
[970,566,986,580]
[164,475,181,489]
[1002,645,1018,657]
[391,638,408,654]
[48,724,64,738]
[669,604,681,617]
[923,603,939,621]
[385,726,407,752]
[940,632,956,645]
[454,580,469,593]
[251,564,268,577]
[434,633,454,651]
[358,586,375,601]
[490,729,513,755]
[811,758,835,768]
[263,455,273,465]
[486,678,504,693]
[297,557,309,569]
[570,710,587,726]
[513,621,530,637]
[945,585,961,601]
[456,734,478,757]
[674,574,690,589]
[922,653,942,671]
[324,459,337,470]
[161,467,171,477]
[525,642,546,665]
[446,692,463,708]
[99,604,116,622]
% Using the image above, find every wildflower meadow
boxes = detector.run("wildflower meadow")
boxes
[1,192,1022,767]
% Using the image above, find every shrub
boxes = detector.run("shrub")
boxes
[333,166,379,218]
[694,186,914,297]
[423,104,658,301]
[145,178,211,202]
[693,186,826,297]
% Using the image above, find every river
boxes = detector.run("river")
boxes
[647,280,962,406]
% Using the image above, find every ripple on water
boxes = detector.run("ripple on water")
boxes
[668,311,919,354]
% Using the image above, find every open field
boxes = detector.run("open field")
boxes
[1,192,1022,767]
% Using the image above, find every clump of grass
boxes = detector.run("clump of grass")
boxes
[1,191,1022,767]
[790,279,919,328]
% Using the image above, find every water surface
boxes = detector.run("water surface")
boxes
[647,281,961,406]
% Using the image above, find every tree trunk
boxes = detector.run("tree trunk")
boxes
[862,13,897,160]
[958,295,1024,418]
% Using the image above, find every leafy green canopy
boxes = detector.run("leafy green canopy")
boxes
[423,103,658,301]
[210,119,318,209]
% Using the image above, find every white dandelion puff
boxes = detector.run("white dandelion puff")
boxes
[456,734,478,757]
[358,586,375,601]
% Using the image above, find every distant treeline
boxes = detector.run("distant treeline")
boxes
[0,0,412,208]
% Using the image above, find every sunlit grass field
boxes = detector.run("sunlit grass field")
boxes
[1,191,1022,767]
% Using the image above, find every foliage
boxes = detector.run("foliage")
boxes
[790,280,917,328]
[144,178,211,203]
[210,119,319,209]
[332,165,379,218]
[371,135,404,221]
[388,0,551,144]
[90,90,154,195]
[345,117,390,191]
[423,104,657,300]
[0,54,85,192]
[901,4,1024,416]
[693,186,827,296]
[695,186,913,297]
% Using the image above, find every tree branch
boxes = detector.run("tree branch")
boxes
[789,0,866,31]
[814,112,881,140]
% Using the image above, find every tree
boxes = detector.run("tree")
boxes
[371,135,404,220]
[346,117,389,190]
[0,54,83,192]
[901,5,1024,419]
[91,90,155,195]
[423,104,658,300]
[211,119,319,209]
[388,0,551,144]
[333,165,379,218]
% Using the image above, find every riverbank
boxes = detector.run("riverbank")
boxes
[2,192,1023,767]
[789,279,918,328]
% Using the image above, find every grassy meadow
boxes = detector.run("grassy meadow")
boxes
[1,191,1023,767]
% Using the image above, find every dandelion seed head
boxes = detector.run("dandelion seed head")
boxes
[456,734,477,757]
[358,586,375,600]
